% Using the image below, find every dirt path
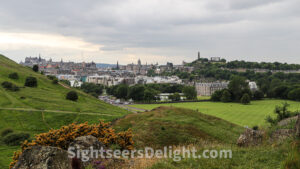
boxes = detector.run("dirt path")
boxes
[0,107,119,116]
[118,105,146,113]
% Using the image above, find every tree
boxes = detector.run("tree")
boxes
[169,92,181,101]
[115,85,129,99]
[24,76,38,87]
[288,88,300,101]
[211,90,223,101]
[228,76,250,101]
[253,90,264,100]
[1,81,19,91]
[66,91,78,101]
[80,83,104,97]
[8,72,19,80]
[221,90,232,102]
[32,65,39,72]
[183,86,197,100]
[240,93,251,104]
[128,85,145,101]
[143,89,156,102]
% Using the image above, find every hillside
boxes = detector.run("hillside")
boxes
[113,106,244,148]
[0,54,129,168]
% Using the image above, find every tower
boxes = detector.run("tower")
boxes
[198,51,200,60]
[116,61,119,70]
[138,59,141,66]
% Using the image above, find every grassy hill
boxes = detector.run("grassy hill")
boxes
[0,54,129,168]
[113,107,295,169]
[113,106,244,148]
[129,99,300,127]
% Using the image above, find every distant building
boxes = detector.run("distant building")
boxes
[248,81,258,91]
[195,82,229,96]
[157,93,186,101]
[210,57,221,62]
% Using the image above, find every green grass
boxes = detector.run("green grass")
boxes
[0,54,129,168]
[130,99,300,127]
[114,106,293,169]
[113,107,244,148]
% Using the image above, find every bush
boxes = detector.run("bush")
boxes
[3,132,30,146]
[288,88,300,101]
[66,91,78,101]
[211,90,223,101]
[10,122,134,169]
[220,90,232,102]
[47,75,57,80]
[24,76,38,87]
[252,126,259,130]
[183,86,197,100]
[1,81,19,91]
[253,90,264,100]
[52,79,58,84]
[240,93,251,104]
[8,72,19,80]
[32,65,39,72]
[1,128,14,137]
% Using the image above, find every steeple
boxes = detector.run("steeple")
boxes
[116,61,119,70]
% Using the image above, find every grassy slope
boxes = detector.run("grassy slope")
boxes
[130,99,300,127]
[113,106,244,148]
[114,106,291,169]
[0,54,129,168]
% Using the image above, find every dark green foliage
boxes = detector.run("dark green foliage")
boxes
[8,72,19,80]
[183,86,197,100]
[169,92,181,101]
[1,81,19,91]
[32,64,39,72]
[66,91,78,101]
[221,90,232,102]
[47,75,57,80]
[252,126,259,130]
[143,89,157,102]
[80,83,104,97]
[52,79,58,84]
[288,88,300,101]
[128,85,145,101]
[60,80,71,86]
[266,103,293,125]
[211,90,223,101]
[24,76,38,87]
[3,132,30,146]
[240,93,251,104]
[229,76,250,101]
[253,90,264,100]
[115,84,129,99]
[0,128,13,137]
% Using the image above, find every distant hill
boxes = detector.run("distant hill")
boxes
[113,106,244,148]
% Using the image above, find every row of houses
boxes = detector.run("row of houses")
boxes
[195,81,258,96]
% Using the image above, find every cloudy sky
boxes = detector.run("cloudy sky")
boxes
[0,0,299,64]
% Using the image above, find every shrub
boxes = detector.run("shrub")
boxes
[10,121,134,169]
[3,132,30,146]
[24,76,38,87]
[265,102,293,125]
[253,90,264,100]
[220,90,232,102]
[32,65,39,72]
[66,91,78,101]
[47,75,57,80]
[1,81,19,91]
[183,86,197,100]
[1,128,14,137]
[288,88,300,101]
[8,72,19,80]
[52,79,58,84]
[252,126,259,130]
[240,93,251,104]
[211,90,223,101]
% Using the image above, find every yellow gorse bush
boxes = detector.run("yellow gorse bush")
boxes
[9,121,133,169]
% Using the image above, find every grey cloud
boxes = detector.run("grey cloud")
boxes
[0,0,299,64]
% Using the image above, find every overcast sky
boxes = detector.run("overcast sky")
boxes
[0,0,299,65]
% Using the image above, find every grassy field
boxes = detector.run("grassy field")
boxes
[0,54,130,168]
[129,99,300,127]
